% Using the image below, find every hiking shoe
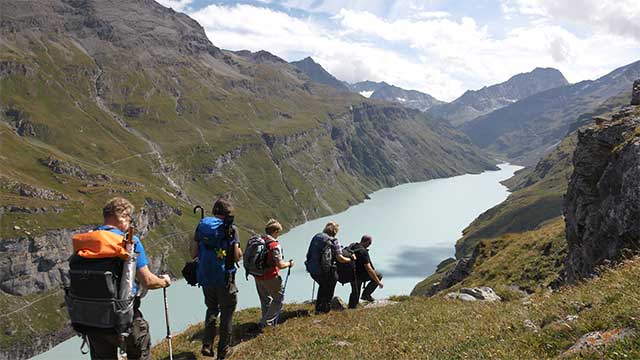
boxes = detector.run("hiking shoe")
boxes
[361,294,375,302]
[201,345,215,357]
[217,346,234,360]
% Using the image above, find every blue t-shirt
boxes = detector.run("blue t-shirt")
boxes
[96,225,149,294]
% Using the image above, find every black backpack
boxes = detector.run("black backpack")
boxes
[337,244,356,284]
[65,254,135,336]
[319,238,335,274]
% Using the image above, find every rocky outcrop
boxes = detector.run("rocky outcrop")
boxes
[0,326,76,360]
[0,198,180,296]
[414,247,479,296]
[564,105,640,282]
[0,178,69,201]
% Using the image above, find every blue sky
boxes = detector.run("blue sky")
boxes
[158,0,640,101]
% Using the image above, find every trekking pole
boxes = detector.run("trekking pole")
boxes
[274,264,292,327]
[163,287,173,360]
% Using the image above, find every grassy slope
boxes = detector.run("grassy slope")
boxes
[153,256,640,360]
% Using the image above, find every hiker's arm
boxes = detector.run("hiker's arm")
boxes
[233,242,242,262]
[336,253,352,263]
[137,265,171,289]
[277,259,294,269]
[190,234,198,259]
[364,263,383,288]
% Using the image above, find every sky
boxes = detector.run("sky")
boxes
[156,0,640,101]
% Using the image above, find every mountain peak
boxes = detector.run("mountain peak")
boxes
[291,57,349,91]
[429,67,569,126]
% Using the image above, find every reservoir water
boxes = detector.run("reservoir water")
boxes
[33,164,521,359]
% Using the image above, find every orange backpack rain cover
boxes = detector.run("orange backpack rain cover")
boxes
[72,230,130,259]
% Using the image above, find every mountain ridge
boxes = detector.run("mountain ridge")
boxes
[461,60,640,165]
[429,67,569,126]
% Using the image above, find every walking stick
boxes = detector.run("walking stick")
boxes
[163,287,173,360]
[274,265,292,326]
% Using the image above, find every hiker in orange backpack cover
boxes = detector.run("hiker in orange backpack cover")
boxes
[87,197,171,359]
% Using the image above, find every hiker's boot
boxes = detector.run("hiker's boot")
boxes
[201,344,215,357]
[217,346,234,360]
[361,294,374,302]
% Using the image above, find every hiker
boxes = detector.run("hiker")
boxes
[254,219,294,328]
[348,235,384,308]
[83,197,171,360]
[305,221,354,314]
[191,197,242,359]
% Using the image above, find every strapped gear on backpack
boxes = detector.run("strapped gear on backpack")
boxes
[195,217,237,287]
[65,227,137,337]
[243,234,272,279]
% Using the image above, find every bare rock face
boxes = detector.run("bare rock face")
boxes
[564,106,640,282]
[632,79,640,105]
[0,198,180,296]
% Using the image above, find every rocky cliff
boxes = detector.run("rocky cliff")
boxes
[564,102,640,283]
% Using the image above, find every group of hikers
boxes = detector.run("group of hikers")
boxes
[65,196,384,360]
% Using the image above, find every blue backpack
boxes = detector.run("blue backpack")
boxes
[196,217,235,287]
[305,233,335,275]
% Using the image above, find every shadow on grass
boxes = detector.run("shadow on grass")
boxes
[187,308,312,346]
[160,351,197,360]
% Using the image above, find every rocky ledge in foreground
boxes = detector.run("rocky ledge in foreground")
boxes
[564,100,640,283]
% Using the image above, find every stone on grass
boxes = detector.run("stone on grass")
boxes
[363,299,399,309]
[445,292,478,301]
[330,296,347,310]
[562,328,635,357]
[523,319,540,333]
[460,287,501,301]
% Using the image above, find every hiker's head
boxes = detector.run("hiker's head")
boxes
[103,197,134,231]
[323,221,339,237]
[361,234,372,248]
[265,219,283,238]
[212,197,234,219]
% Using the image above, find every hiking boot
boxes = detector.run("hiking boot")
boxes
[217,346,234,360]
[201,344,215,357]
[361,294,375,302]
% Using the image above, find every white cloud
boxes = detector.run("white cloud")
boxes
[505,0,640,41]
[155,0,193,12]
[188,3,639,101]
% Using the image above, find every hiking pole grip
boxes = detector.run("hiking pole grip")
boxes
[193,205,204,220]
